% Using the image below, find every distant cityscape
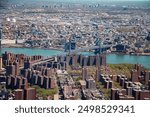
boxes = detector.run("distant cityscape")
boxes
[0,0,150,100]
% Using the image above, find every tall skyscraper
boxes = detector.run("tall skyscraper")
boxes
[101,54,106,66]
[134,64,143,76]
[144,71,150,85]
[50,77,56,89]
[13,61,20,76]
[96,66,102,81]
[89,56,95,66]
[87,78,96,90]
[24,59,32,69]
[131,69,138,82]
[96,55,100,66]
[6,64,15,76]
[72,54,77,65]
[43,76,49,89]
[82,67,88,80]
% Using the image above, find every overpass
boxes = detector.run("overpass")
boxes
[32,57,55,66]
[22,44,112,67]
[19,57,55,70]
[70,45,112,53]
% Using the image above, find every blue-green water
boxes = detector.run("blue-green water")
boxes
[0,47,150,68]
[0,47,62,57]
[106,54,150,69]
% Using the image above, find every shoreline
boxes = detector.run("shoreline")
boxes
[2,44,63,51]
[1,45,150,69]
[108,52,150,56]
[2,44,150,56]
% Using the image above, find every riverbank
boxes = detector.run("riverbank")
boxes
[2,44,63,51]
[2,43,150,56]
[110,51,150,56]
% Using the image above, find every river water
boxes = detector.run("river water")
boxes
[0,47,150,68]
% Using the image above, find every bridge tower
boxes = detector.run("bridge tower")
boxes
[64,35,76,54]
[94,37,102,55]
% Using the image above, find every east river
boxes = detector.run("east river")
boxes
[0,47,150,68]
